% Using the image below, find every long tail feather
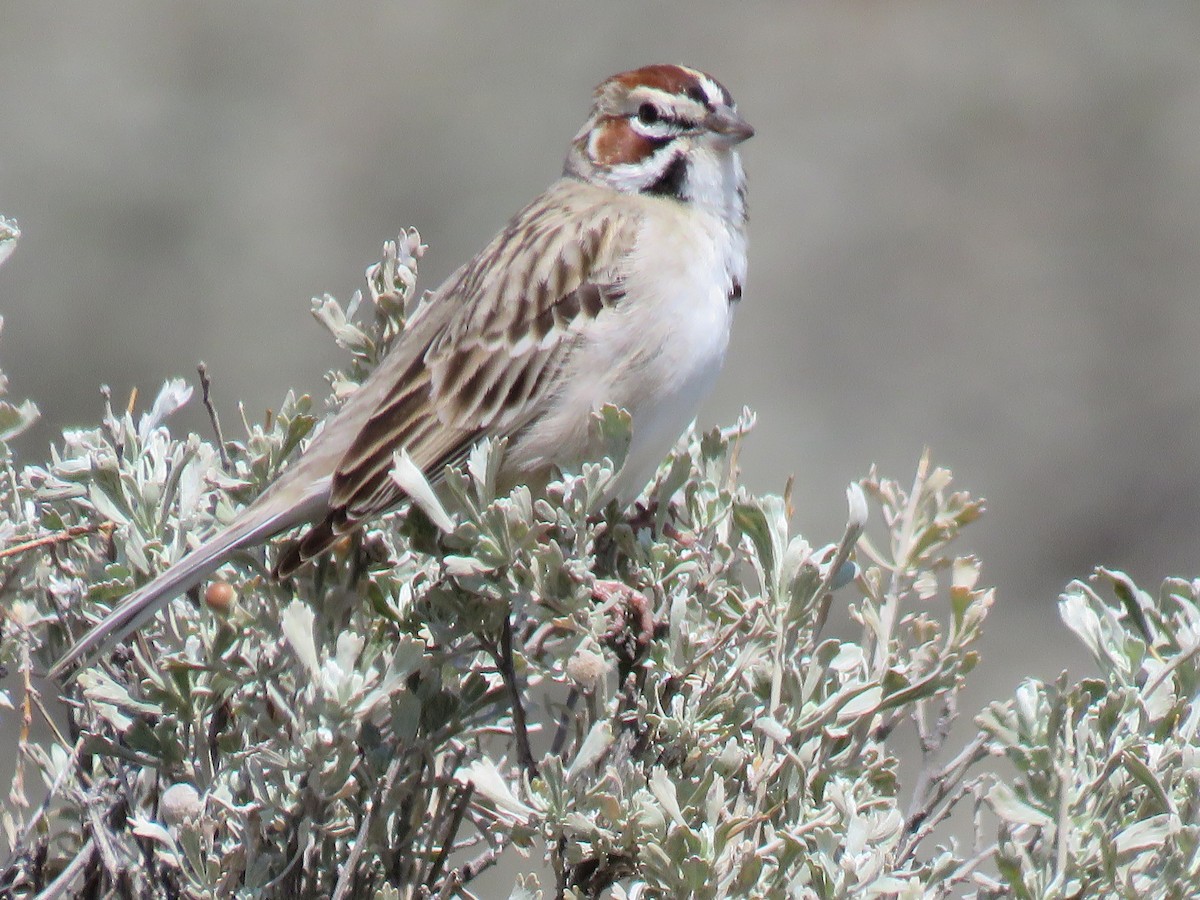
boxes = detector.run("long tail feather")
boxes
[48,497,311,680]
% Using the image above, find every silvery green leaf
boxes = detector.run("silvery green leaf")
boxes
[1140,656,1177,722]
[137,378,193,442]
[648,767,686,828]
[649,447,692,508]
[845,482,868,530]
[394,227,426,271]
[733,495,787,590]
[986,783,1053,828]
[754,716,791,744]
[459,758,534,824]
[914,570,938,600]
[130,816,178,848]
[368,230,424,311]
[390,448,453,532]
[586,403,632,472]
[311,293,348,336]
[507,874,542,900]
[123,527,151,573]
[1059,588,1106,661]
[866,876,922,898]
[281,599,319,678]
[1114,813,1175,855]
[0,216,19,268]
[778,535,813,595]
[78,670,155,733]
[704,778,725,830]
[828,643,865,674]
[442,554,491,579]
[567,720,613,781]
[467,437,506,500]
[0,399,39,442]
[358,639,424,716]
[334,630,364,672]
[1119,750,1172,814]
[1098,566,1156,645]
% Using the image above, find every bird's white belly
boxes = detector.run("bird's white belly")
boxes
[611,279,732,498]
[510,206,744,501]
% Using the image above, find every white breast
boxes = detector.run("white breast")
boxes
[512,198,746,501]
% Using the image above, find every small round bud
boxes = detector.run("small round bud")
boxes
[160,782,202,828]
[204,581,237,614]
[566,647,610,691]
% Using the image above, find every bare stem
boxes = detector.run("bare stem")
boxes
[197,362,231,471]
[489,615,538,779]
[0,523,114,561]
[331,753,406,900]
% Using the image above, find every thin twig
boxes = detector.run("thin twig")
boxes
[808,510,866,646]
[900,731,988,859]
[3,737,89,878]
[432,841,507,896]
[258,829,305,894]
[86,801,123,883]
[414,744,467,886]
[550,688,580,756]
[331,753,406,900]
[0,523,114,561]
[31,838,95,900]
[197,362,231,471]
[425,782,473,888]
[945,841,1002,892]
[492,616,538,778]
[900,775,986,864]
[415,754,459,884]
[904,692,960,830]
[16,632,33,797]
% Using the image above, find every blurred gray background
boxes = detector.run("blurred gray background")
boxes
[3,2,1200,733]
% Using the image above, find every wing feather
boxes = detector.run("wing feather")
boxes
[276,181,641,573]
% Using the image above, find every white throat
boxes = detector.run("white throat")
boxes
[679,144,747,226]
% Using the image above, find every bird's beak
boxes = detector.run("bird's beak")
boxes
[703,107,755,146]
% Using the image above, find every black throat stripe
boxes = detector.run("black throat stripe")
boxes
[644,154,688,200]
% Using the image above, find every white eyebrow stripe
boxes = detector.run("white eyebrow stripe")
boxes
[631,86,686,108]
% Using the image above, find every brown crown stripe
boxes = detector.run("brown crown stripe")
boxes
[603,64,732,109]
[608,64,701,99]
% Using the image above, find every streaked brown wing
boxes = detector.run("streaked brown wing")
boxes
[278,184,639,572]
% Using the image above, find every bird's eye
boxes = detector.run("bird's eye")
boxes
[637,103,660,125]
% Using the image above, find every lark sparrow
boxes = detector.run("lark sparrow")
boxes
[51,63,753,678]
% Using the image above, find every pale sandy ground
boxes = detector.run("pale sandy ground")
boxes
[3,1,1199,886]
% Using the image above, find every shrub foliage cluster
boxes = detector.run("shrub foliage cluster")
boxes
[0,218,1197,898]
